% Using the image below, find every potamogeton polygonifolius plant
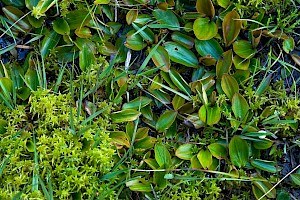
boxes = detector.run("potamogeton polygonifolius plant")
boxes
[0,90,115,199]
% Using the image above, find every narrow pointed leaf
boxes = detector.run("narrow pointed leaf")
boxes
[126,179,152,192]
[2,6,31,31]
[169,69,192,95]
[255,74,272,96]
[291,174,300,186]
[40,31,61,58]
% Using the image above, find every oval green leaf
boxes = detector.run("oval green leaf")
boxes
[53,18,70,35]
[79,44,95,71]
[222,10,242,47]
[152,9,180,30]
[111,109,141,123]
[175,144,194,160]
[251,159,277,173]
[197,149,212,169]
[110,131,130,148]
[156,110,177,132]
[171,32,195,49]
[151,46,171,72]
[229,136,249,168]
[216,49,233,78]
[134,136,156,150]
[253,181,276,199]
[155,143,172,168]
[193,18,217,40]
[164,42,199,68]
[65,9,92,30]
[196,0,215,18]
[233,40,256,59]
[195,39,223,60]
[122,96,152,110]
[221,74,239,100]
[233,55,250,70]
[198,104,221,126]
[126,9,138,25]
[75,27,92,38]
[125,30,146,51]
[232,92,249,120]
[208,143,227,159]
[253,138,274,150]
[132,23,155,44]
[40,31,61,58]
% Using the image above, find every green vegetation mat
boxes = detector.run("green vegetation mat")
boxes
[0,0,300,199]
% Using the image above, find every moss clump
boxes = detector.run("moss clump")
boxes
[0,90,115,199]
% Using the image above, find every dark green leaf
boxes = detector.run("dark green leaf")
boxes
[156,110,177,132]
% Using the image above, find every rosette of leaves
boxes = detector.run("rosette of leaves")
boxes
[0,90,115,199]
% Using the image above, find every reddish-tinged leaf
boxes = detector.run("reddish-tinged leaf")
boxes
[216,49,233,78]
[151,46,171,72]
[196,0,215,18]
[221,74,239,100]
[126,9,138,25]
[222,10,242,47]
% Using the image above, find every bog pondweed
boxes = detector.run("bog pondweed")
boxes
[0,0,299,199]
